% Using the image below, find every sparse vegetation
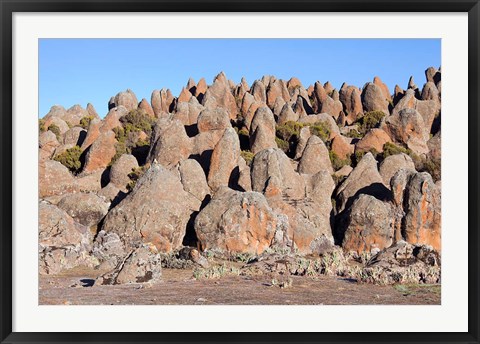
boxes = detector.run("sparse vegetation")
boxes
[120,109,156,137]
[39,119,46,133]
[345,128,363,139]
[53,145,82,173]
[309,121,331,142]
[48,124,61,141]
[127,165,148,191]
[79,115,94,129]
[329,150,351,171]
[240,150,255,166]
[275,137,290,153]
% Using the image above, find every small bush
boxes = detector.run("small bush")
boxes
[382,142,411,158]
[238,128,249,137]
[359,111,386,132]
[48,124,61,141]
[39,119,46,133]
[53,145,82,173]
[345,128,363,139]
[79,115,94,129]
[354,148,379,165]
[309,121,331,143]
[275,137,290,153]
[120,109,156,136]
[240,150,255,166]
[275,121,305,142]
[329,150,351,171]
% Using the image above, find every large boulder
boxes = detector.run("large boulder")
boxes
[109,89,138,111]
[293,126,312,159]
[97,244,162,285]
[266,79,290,108]
[99,164,198,259]
[38,202,96,275]
[172,97,205,126]
[39,160,75,198]
[39,130,60,161]
[382,108,429,155]
[339,84,363,124]
[355,128,392,153]
[277,103,299,125]
[379,153,416,186]
[251,148,305,200]
[194,187,278,254]
[57,192,110,227]
[138,98,155,117]
[373,76,392,102]
[331,134,354,160]
[250,80,267,104]
[147,117,192,168]
[207,128,240,191]
[342,195,394,253]
[335,152,389,213]
[249,106,277,154]
[83,130,117,172]
[298,135,333,174]
[63,127,86,146]
[151,88,174,117]
[202,72,238,120]
[403,172,441,250]
[177,159,210,203]
[197,107,231,133]
[361,82,390,114]
[109,154,139,191]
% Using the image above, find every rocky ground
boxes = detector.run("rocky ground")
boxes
[38,68,441,304]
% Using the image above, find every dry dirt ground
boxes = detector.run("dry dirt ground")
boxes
[39,267,441,305]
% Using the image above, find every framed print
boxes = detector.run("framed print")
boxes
[1,1,479,343]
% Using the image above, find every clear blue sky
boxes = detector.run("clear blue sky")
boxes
[39,39,440,118]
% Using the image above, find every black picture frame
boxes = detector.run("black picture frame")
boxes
[1,1,479,343]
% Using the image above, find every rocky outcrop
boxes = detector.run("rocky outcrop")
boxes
[194,187,278,254]
[109,154,139,191]
[355,128,391,153]
[57,192,109,227]
[99,164,198,260]
[298,135,333,174]
[207,128,240,191]
[109,89,138,111]
[249,106,277,154]
[342,195,394,253]
[83,130,117,172]
[379,153,415,186]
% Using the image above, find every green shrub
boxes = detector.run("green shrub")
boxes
[382,142,411,158]
[354,148,379,165]
[275,137,290,153]
[240,150,255,166]
[309,121,331,142]
[345,128,363,139]
[359,110,386,132]
[238,128,249,137]
[275,121,305,142]
[48,124,61,141]
[39,119,46,133]
[79,115,94,129]
[329,150,351,171]
[120,109,156,136]
[53,145,82,173]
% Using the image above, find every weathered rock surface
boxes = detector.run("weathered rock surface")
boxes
[379,153,416,186]
[151,88,174,117]
[57,192,110,227]
[207,128,240,191]
[250,106,277,154]
[110,89,138,111]
[335,153,389,213]
[355,128,391,153]
[83,130,117,172]
[194,187,278,254]
[148,118,192,168]
[109,154,139,191]
[97,244,162,285]
[342,195,394,253]
[298,135,333,174]
[99,164,198,260]
[339,84,363,124]
[178,159,210,203]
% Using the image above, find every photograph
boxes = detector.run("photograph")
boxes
[37,38,442,306]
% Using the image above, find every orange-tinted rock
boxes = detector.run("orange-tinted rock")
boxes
[99,106,127,133]
[148,118,192,168]
[151,89,174,118]
[39,160,75,198]
[80,118,102,151]
[57,192,109,227]
[39,130,60,161]
[373,76,392,102]
[202,72,238,120]
[361,82,389,114]
[277,102,299,125]
[355,128,392,153]
[331,134,354,160]
[379,153,415,186]
[138,98,155,117]
[339,83,363,124]
[195,78,208,100]
[251,80,267,104]
[197,108,231,133]
[83,130,117,173]
[266,79,290,108]
[177,87,192,103]
[194,187,278,255]
[172,97,204,126]
[177,159,210,203]
[403,172,441,250]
